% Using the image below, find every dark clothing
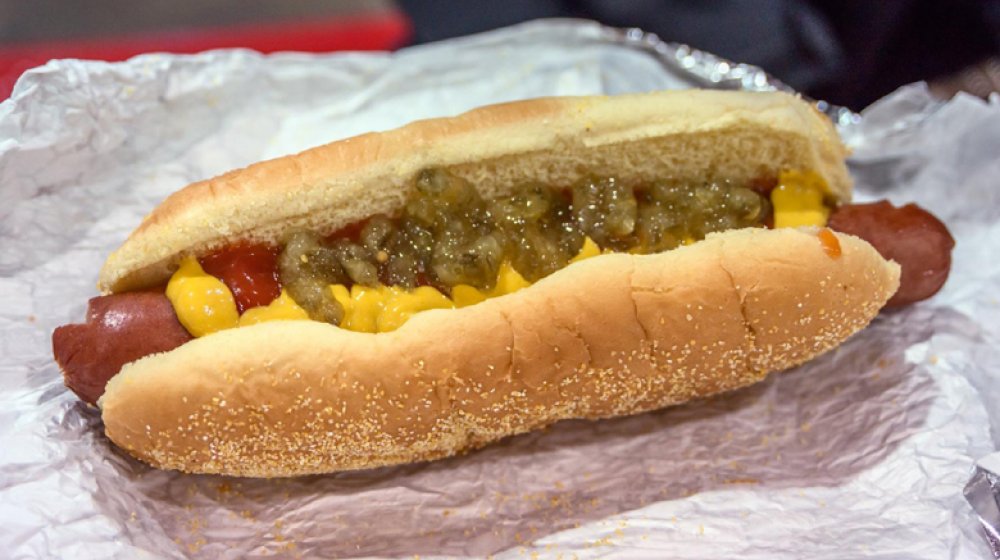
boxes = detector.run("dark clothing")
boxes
[396,0,1000,110]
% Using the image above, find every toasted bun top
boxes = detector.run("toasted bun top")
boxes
[99,228,898,477]
[99,90,851,293]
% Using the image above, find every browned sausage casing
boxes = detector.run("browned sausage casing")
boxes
[52,292,192,405]
[829,201,955,307]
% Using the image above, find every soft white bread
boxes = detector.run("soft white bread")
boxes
[100,228,899,477]
[99,90,851,294]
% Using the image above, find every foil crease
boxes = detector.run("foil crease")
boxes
[1,19,999,559]
[966,453,1000,557]
[609,26,862,134]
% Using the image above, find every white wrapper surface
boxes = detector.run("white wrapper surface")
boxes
[1,19,998,559]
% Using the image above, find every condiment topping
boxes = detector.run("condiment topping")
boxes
[770,170,830,228]
[199,243,280,313]
[331,284,453,333]
[172,168,832,335]
[239,290,309,327]
[817,227,842,259]
[166,257,239,337]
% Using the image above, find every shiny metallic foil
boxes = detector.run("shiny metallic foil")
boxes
[611,25,862,133]
[1,19,998,559]
[966,454,1000,557]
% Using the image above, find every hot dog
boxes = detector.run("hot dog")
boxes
[51,90,948,477]
[53,292,192,405]
[828,201,955,307]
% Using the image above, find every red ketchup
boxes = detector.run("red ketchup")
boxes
[200,243,281,313]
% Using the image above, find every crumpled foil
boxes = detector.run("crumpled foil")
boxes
[610,26,862,134]
[1,18,999,559]
[966,454,1000,556]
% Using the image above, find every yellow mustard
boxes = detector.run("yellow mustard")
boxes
[569,236,602,263]
[329,259,540,333]
[378,286,454,332]
[238,289,309,327]
[330,284,382,333]
[450,259,535,310]
[451,284,488,308]
[771,170,830,228]
[491,261,531,296]
[330,284,454,333]
[165,257,239,337]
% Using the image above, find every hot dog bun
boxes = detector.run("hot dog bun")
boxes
[101,228,898,477]
[99,89,851,294]
[92,90,897,477]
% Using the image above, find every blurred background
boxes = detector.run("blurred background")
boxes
[1,0,998,109]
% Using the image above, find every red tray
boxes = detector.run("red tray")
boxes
[1,11,412,99]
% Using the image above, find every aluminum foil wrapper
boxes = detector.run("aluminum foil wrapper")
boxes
[966,454,1000,556]
[2,19,999,559]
